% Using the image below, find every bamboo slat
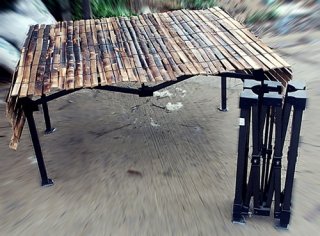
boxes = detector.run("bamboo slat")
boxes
[19,25,39,97]
[65,21,75,90]
[43,24,55,94]
[101,18,119,83]
[113,18,137,81]
[73,20,84,88]
[79,20,91,87]
[59,21,67,89]
[28,25,45,95]
[95,19,114,84]
[51,22,61,87]
[139,15,176,80]
[34,25,50,96]
[86,19,98,87]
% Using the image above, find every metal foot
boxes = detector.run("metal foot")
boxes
[45,127,56,135]
[218,107,228,112]
[41,178,54,187]
[274,218,289,230]
[232,215,246,225]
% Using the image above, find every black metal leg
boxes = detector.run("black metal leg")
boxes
[280,108,304,228]
[243,104,261,214]
[24,103,53,187]
[232,107,251,223]
[232,89,258,223]
[219,76,228,111]
[41,95,55,134]
[278,88,306,228]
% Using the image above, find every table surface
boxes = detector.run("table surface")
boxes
[8,7,291,99]
[6,7,292,149]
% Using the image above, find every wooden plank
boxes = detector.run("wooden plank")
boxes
[90,19,106,85]
[19,25,39,97]
[73,20,84,88]
[164,12,207,73]
[191,10,240,71]
[34,25,50,96]
[65,21,75,90]
[79,19,91,87]
[179,10,223,74]
[155,12,205,74]
[125,17,154,82]
[51,22,61,88]
[27,24,45,95]
[138,15,171,81]
[152,13,197,75]
[119,17,147,83]
[179,10,226,73]
[113,17,137,82]
[59,21,67,89]
[118,17,142,82]
[9,104,25,150]
[106,17,125,82]
[11,48,27,96]
[132,16,163,81]
[225,15,290,68]
[11,24,35,97]
[145,14,185,77]
[43,24,55,94]
[140,15,176,80]
[206,9,277,70]
[86,19,98,87]
[101,18,120,83]
[168,11,212,75]
[200,9,255,70]
[205,11,264,70]
[218,10,290,72]
[95,19,114,84]
[110,17,130,82]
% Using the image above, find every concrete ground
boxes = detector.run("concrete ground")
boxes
[0,31,319,236]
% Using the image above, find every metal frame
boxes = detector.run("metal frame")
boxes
[232,79,307,228]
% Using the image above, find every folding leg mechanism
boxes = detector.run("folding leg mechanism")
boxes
[232,80,307,228]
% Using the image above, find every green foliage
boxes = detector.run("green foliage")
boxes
[245,5,279,24]
[71,0,134,20]
[181,0,218,10]
[91,0,133,18]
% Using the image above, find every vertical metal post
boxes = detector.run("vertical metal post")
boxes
[219,76,228,111]
[82,0,92,19]
[232,108,250,223]
[23,101,53,186]
[41,95,55,134]
[232,89,258,223]
[278,88,306,228]
[243,104,261,214]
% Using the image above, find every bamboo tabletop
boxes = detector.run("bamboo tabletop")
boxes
[6,7,292,149]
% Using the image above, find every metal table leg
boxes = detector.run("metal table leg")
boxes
[219,76,228,111]
[23,100,53,186]
[232,89,258,223]
[280,90,307,228]
[41,95,56,134]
